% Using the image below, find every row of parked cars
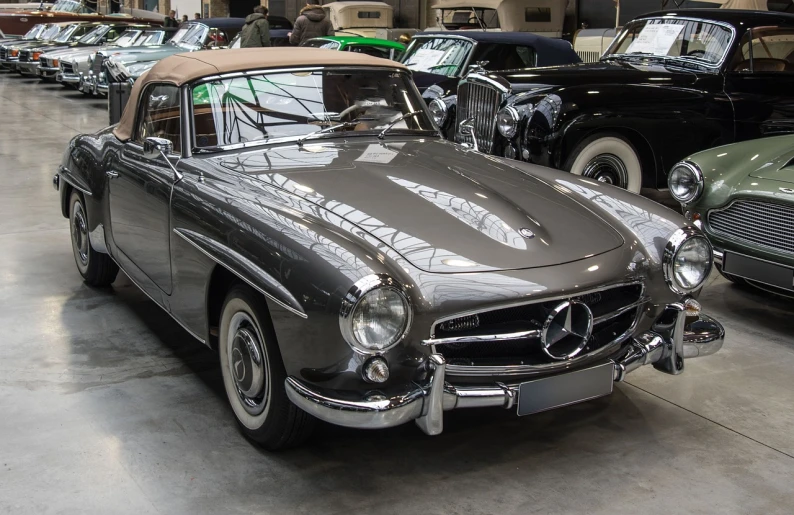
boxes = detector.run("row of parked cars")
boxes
[13,7,793,449]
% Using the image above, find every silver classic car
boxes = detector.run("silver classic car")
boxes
[54,48,724,449]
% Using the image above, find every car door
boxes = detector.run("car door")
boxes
[724,26,794,141]
[108,83,180,295]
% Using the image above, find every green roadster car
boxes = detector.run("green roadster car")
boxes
[669,135,794,296]
[302,35,404,61]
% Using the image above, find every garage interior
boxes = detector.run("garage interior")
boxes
[1,65,793,513]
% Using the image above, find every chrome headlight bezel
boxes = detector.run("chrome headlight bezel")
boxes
[339,274,413,355]
[663,227,713,295]
[428,98,448,127]
[668,161,704,204]
[496,105,519,138]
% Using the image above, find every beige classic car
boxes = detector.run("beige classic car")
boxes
[324,1,416,41]
[426,0,568,37]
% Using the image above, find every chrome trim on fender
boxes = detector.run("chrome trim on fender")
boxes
[713,248,724,267]
[173,228,308,319]
[57,165,92,197]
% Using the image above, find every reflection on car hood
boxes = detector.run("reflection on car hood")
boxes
[213,139,624,273]
[496,60,700,94]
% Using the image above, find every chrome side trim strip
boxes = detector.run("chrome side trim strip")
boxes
[173,228,307,319]
[421,329,541,346]
[58,165,92,197]
[593,297,648,325]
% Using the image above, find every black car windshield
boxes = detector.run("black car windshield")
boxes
[604,17,732,66]
[53,25,79,43]
[77,25,109,45]
[191,68,435,149]
[402,37,473,76]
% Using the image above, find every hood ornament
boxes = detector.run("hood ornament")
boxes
[519,227,535,239]
[779,187,794,194]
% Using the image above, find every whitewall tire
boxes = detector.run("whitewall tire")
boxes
[564,134,643,193]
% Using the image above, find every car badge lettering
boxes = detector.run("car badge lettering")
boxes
[541,300,594,360]
[779,187,794,194]
[519,227,535,239]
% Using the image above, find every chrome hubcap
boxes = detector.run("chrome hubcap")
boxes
[227,312,268,416]
[582,154,629,189]
[71,202,89,266]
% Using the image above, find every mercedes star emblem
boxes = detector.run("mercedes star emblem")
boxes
[519,227,535,239]
[541,300,594,360]
[232,347,246,382]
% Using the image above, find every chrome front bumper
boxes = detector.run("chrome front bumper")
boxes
[58,71,80,84]
[17,61,38,75]
[285,306,724,435]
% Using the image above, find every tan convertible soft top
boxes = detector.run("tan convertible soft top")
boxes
[113,47,408,141]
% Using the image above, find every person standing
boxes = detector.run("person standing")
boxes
[240,5,271,48]
[289,3,333,46]
[181,14,188,23]
[163,10,178,28]
[194,13,201,19]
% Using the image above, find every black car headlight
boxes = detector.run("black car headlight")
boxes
[668,161,704,204]
[663,227,713,294]
[428,98,447,127]
[496,106,519,138]
[340,275,412,354]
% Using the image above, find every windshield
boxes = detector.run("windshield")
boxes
[402,37,473,76]
[604,17,733,67]
[23,25,45,40]
[53,25,79,43]
[135,30,166,46]
[191,68,434,149]
[113,30,141,47]
[439,8,499,30]
[176,24,208,48]
[302,39,341,50]
[40,24,62,40]
[51,0,95,14]
[78,25,109,44]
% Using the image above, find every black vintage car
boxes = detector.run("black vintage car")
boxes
[435,10,794,194]
[54,48,723,449]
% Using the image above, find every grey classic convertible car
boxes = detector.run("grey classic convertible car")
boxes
[54,48,724,449]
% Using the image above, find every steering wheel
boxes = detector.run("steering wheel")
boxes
[337,104,364,121]
[686,49,706,57]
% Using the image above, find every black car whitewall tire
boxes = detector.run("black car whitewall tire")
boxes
[565,134,642,193]
[218,284,315,450]
[69,190,118,286]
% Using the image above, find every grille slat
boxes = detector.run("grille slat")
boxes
[708,200,794,254]
[92,55,104,75]
[430,284,644,373]
[455,79,500,153]
[0,47,7,60]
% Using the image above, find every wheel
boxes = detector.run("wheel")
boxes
[218,284,315,450]
[564,133,643,193]
[69,190,119,286]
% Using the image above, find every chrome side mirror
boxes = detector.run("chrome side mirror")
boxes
[143,137,182,182]
[459,118,479,152]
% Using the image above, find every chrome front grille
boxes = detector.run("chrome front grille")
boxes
[427,283,646,376]
[455,78,501,153]
[576,50,601,63]
[0,47,7,60]
[19,50,30,62]
[92,55,104,75]
[39,56,47,67]
[708,199,794,254]
[61,61,74,74]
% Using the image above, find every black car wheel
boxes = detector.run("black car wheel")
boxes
[565,133,642,193]
[218,284,315,450]
[69,190,119,287]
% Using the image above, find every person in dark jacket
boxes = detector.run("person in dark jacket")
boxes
[163,10,178,28]
[289,4,333,46]
[240,5,271,48]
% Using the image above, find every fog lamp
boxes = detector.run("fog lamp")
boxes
[363,357,390,383]
[684,298,701,317]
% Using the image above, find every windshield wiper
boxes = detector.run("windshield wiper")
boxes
[296,118,374,147]
[377,110,424,140]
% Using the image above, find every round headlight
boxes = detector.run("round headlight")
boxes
[496,106,519,138]
[340,275,412,354]
[428,98,447,127]
[663,228,713,294]
[668,161,704,204]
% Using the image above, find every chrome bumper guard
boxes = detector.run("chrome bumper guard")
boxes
[59,72,79,83]
[285,305,724,436]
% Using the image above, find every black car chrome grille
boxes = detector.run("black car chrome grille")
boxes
[708,199,794,254]
[455,79,501,153]
[429,283,645,374]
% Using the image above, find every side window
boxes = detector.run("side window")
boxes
[136,84,181,153]
[732,27,794,73]
[348,45,390,59]
[473,44,537,70]
[206,28,229,48]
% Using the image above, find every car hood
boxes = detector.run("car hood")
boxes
[749,150,794,185]
[103,44,184,63]
[496,60,701,94]
[211,139,624,273]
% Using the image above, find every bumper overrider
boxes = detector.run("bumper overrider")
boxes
[286,301,724,435]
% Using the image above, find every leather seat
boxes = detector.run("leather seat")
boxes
[734,58,792,72]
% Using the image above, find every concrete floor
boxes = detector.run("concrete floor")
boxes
[1,71,793,515]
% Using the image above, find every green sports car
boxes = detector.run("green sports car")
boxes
[302,35,405,61]
[669,135,794,296]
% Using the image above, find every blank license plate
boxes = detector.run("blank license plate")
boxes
[723,251,794,291]
[517,361,614,416]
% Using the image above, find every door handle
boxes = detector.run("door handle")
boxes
[106,170,120,179]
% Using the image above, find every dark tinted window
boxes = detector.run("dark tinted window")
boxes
[347,44,390,59]
[525,7,550,22]
[136,84,181,152]
[471,44,537,70]
[357,11,381,18]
